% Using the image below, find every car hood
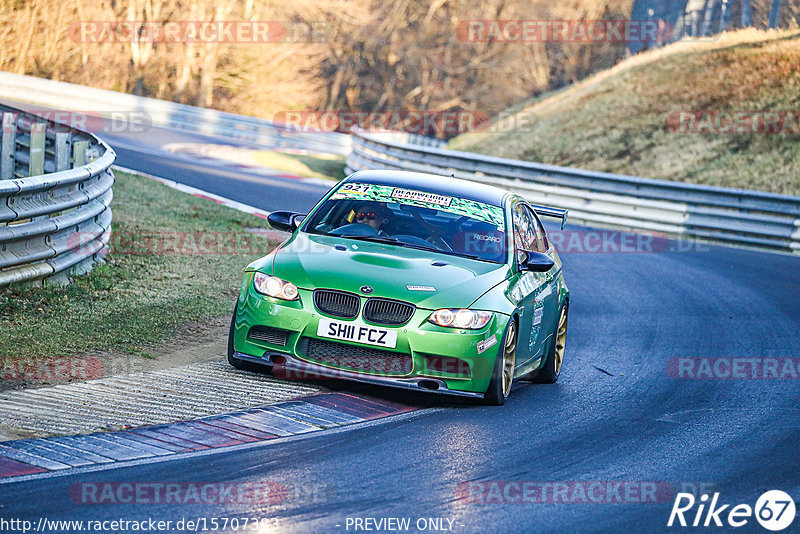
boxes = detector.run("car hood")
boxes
[250,233,510,309]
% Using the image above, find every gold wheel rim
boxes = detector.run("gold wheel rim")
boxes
[501,321,516,397]
[554,307,568,374]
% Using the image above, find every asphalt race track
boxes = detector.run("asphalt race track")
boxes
[1,129,799,533]
[106,127,333,213]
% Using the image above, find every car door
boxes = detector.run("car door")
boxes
[507,201,548,367]
[523,204,560,357]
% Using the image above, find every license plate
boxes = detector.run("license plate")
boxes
[317,318,398,349]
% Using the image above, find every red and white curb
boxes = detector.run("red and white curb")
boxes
[0,392,417,480]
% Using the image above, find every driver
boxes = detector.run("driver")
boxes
[352,202,392,235]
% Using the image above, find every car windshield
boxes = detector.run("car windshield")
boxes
[302,182,507,263]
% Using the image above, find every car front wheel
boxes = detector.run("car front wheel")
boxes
[484,319,517,405]
[227,302,245,369]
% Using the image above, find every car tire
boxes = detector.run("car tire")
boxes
[532,303,568,384]
[227,302,246,369]
[484,318,517,406]
[228,302,274,374]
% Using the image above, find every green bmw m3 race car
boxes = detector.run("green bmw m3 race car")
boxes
[228,170,569,405]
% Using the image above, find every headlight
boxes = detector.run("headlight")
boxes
[428,309,493,329]
[253,272,299,301]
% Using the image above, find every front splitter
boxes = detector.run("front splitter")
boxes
[234,351,485,399]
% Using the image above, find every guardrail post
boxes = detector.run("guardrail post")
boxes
[54,131,71,171]
[702,0,718,36]
[741,0,752,27]
[679,8,692,38]
[72,140,88,168]
[1,112,17,179]
[28,122,46,176]
[768,0,782,28]
[719,0,731,32]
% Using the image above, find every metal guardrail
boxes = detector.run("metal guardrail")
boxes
[629,0,786,55]
[0,105,115,287]
[346,129,800,253]
[0,71,350,156]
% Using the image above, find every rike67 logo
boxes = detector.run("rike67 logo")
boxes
[668,490,795,531]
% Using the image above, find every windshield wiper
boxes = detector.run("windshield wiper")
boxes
[395,242,442,253]
[450,252,484,260]
[397,243,489,262]
[334,234,401,245]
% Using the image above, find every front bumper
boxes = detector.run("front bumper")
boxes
[233,351,484,398]
[233,276,510,396]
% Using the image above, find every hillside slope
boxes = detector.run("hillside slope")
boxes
[451,30,800,196]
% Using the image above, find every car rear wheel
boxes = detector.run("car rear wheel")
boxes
[484,319,517,405]
[533,304,568,384]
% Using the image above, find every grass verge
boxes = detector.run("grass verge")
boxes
[251,151,346,180]
[0,170,278,359]
[451,29,800,196]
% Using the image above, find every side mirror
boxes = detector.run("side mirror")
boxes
[520,250,554,272]
[268,211,305,233]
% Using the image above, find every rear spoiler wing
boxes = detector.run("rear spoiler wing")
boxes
[531,204,568,230]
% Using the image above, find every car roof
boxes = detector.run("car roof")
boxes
[344,170,510,207]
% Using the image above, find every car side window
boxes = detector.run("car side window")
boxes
[524,205,548,252]
[512,203,536,254]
